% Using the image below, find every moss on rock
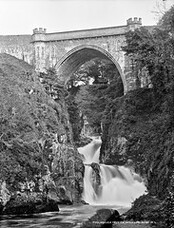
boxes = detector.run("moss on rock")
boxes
[101,88,174,200]
[0,53,84,214]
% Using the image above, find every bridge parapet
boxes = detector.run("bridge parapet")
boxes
[31,18,144,92]
[31,18,142,43]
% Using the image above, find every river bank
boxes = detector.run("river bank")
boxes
[0,206,152,228]
[0,137,150,228]
[0,204,130,228]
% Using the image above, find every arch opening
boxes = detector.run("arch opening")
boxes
[57,45,124,138]
[55,45,126,93]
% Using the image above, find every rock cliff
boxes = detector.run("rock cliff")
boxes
[0,53,84,214]
[100,88,174,200]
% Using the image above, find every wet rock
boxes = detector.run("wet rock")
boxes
[80,199,89,205]
[2,192,59,215]
[56,186,72,205]
[34,198,59,214]
[91,163,101,196]
[51,143,84,203]
[0,181,11,206]
[100,88,173,202]
[75,136,92,147]
[101,136,127,166]
[0,169,61,215]
[74,156,85,202]
[123,194,161,221]
[82,208,122,228]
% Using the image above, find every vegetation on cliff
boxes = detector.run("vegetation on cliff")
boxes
[99,5,174,227]
[0,54,84,214]
[73,59,124,134]
[0,54,68,183]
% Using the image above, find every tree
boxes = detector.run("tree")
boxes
[75,59,123,133]
[158,5,174,33]
[66,89,84,142]
[39,67,65,100]
[76,84,107,133]
[122,5,174,226]
[123,7,174,125]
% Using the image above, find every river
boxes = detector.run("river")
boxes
[0,205,128,228]
[0,137,145,227]
[78,137,146,207]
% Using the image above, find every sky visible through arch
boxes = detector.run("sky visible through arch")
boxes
[0,0,173,35]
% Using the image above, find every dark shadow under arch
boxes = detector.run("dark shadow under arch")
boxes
[55,45,126,92]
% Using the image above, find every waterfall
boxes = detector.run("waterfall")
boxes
[78,138,146,207]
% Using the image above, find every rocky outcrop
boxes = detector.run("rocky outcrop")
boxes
[90,163,101,196]
[82,209,122,228]
[100,88,174,200]
[0,53,84,214]
[75,136,92,148]
[0,181,11,207]
[51,142,84,204]
[123,194,161,221]
[2,193,59,215]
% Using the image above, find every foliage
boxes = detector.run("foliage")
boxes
[123,9,174,128]
[74,59,124,133]
[76,84,106,133]
[125,194,161,221]
[99,5,174,224]
[39,67,65,101]
[158,5,174,32]
[66,58,116,88]
[153,171,174,227]
[0,54,66,188]
[124,27,174,95]
[66,91,83,142]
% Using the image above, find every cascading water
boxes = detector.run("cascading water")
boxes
[78,137,146,207]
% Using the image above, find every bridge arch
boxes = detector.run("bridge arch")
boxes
[55,45,126,92]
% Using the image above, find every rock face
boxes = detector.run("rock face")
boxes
[123,194,161,221]
[0,181,11,206]
[100,88,174,200]
[82,209,122,228]
[90,163,101,196]
[0,53,84,214]
[2,193,59,215]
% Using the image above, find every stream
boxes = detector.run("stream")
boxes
[0,205,128,228]
[78,137,146,207]
[0,137,146,227]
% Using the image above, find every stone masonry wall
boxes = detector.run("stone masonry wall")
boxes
[0,17,144,92]
[0,35,33,65]
[32,17,142,92]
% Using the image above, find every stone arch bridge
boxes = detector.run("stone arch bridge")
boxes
[0,18,144,93]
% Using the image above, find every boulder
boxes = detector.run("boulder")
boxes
[2,192,59,215]
[82,208,122,228]
[123,194,161,221]
[91,163,101,196]
[56,186,73,205]
[75,136,92,147]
